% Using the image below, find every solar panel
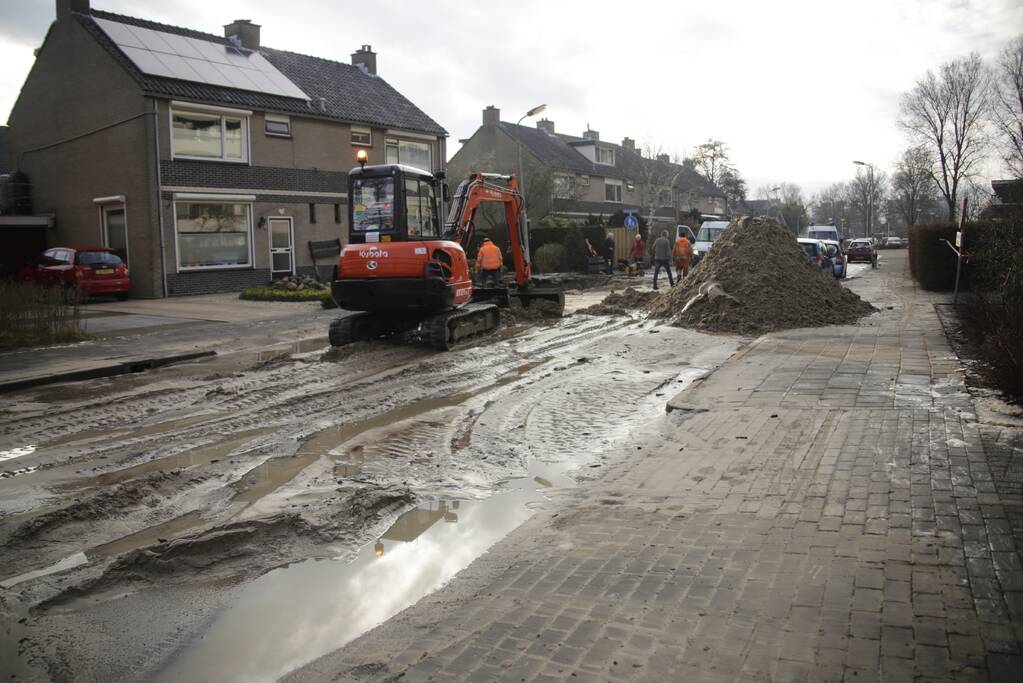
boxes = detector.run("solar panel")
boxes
[94,17,309,101]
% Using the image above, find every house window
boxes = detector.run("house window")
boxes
[596,147,615,165]
[172,109,248,162]
[309,203,317,224]
[175,202,252,270]
[351,127,372,146]
[264,114,291,136]
[384,137,433,172]
[334,203,341,224]
[658,188,673,206]
[552,174,573,199]
[579,175,590,186]
[604,179,623,203]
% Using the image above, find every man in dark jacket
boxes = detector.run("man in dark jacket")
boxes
[651,230,675,289]
[603,233,615,274]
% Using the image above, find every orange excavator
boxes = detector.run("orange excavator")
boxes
[328,162,564,350]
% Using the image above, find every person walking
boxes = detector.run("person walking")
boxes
[651,230,674,290]
[673,232,694,279]
[602,233,615,274]
[476,237,503,288]
[629,232,647,266]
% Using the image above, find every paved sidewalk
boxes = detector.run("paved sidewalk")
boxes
[0,296,334,391]
[290,253,1023,682]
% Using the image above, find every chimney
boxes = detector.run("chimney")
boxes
[622,137,635,151]
[351,45,377,75]
[582,128,599,141]
[56,0,89,21]
[224,19,260,50]
[482,105,500,127]
[536,118,555,135]
[657,153,670,162]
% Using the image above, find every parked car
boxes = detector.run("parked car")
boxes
[822,240,847,279]
[886,236,905,248]
[17,246,131,299]
[846,238,878,268]
[692,220,729,264]
[797,238,833,272]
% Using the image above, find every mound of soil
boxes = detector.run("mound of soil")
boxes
[647,216,875,334]
[579,287,661,316]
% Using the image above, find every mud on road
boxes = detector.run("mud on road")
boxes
[0,307,739,681]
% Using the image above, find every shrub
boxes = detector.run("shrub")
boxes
[908,223,959,290]
[0,281,85,349]
[239,287,329,302]
[533,243,567,273]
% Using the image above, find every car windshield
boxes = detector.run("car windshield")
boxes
[800,243,818,257]
[697,226,724,242]
[351,176,396,233]
[75,251,122,267]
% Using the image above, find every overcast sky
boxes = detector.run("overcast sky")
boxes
[1,0,1019,195]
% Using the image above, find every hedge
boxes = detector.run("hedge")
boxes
[239,287,330,302]
[908,223,959,290]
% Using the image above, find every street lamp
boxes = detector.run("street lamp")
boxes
[853,160,874,239]
[514,104,546,266]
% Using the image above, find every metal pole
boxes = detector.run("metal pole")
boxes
[952,196,968,305]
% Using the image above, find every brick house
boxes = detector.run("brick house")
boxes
[6,0,446,297]
[447,106,725,228]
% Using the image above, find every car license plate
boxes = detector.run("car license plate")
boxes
[95,268,114,275]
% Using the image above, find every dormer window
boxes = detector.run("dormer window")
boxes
[596,147,615,165]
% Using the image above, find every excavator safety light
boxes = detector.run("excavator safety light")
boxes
[356,149,369,168]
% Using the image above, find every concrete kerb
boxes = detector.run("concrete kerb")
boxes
[665,337,756,413]
[0,350,218,394]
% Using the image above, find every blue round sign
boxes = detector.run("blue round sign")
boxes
[624,215,639,229]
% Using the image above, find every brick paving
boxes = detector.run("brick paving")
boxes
[290,254,1023,683]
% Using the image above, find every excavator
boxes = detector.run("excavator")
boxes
[328,159,564,350]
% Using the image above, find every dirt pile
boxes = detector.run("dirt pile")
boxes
[647,216,875,334]
[501,297,564,324]
[579,287,661,316]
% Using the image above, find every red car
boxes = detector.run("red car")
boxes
[18,246,131,299]
[845,239,878,268]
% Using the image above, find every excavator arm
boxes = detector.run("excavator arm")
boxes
[444,172,532,287]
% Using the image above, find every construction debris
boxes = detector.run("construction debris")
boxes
[578,287,661,316]
[647,216,875,334]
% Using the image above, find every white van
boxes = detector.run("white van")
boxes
[692,220,729,263]
[805,225,841,243]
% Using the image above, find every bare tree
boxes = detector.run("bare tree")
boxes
[899,53,991,220]
[891,146,936,227]
[991,34,1023,178]
[812,183,848,225]
[692,139,745,212]
[636,142,677,227]
[846,166,888,238]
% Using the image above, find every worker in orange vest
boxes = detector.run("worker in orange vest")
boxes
[673,232,694,279]
[476,237,504,288]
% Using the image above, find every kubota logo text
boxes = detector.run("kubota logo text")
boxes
[359,248,389,258]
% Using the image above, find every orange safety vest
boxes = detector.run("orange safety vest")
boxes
[674,237,693,261]
[477,242,503,270]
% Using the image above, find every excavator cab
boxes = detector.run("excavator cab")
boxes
[348,164,442,245]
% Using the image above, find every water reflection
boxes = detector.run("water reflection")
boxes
[152,465,573,683]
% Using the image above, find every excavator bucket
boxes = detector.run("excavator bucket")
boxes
[471,286,512,308]
[511,287,565,315]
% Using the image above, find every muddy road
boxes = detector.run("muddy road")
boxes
[0,301,738,681]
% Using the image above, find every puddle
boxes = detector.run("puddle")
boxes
[229,360,548,509]
[87,511,206,560]
[54,428,271,493]
[44,413,224,448]
[0,445,37,463]
[0,552,88,589]
[151,460,575,683]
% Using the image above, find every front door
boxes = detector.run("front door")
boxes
[269,217,294,278]
[102,207,128,265]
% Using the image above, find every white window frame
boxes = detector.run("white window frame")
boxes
[596,147,615,166]
[579,174,590,186]
[172,194,256,272]
[604,179,623,203]
[552,174,573,199]
[170,104,251,164]
[351,126,372,146]
[264,113,291,137]
[384,136,433,171]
